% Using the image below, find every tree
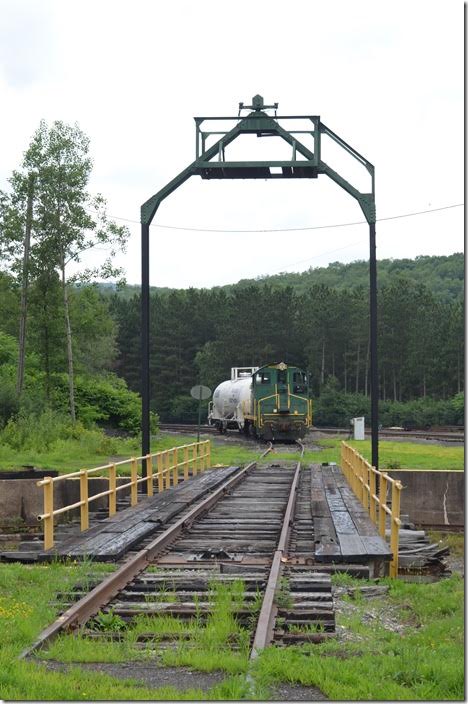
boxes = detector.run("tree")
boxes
[19,120,129,421]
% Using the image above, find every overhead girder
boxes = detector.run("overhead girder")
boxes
[141,110,376,226]
[140,100,379,475]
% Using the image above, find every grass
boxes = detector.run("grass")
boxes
[0,429,463,474]
[0,557,464,700]
[45,579,253,674]
[270,438,463,470]
[253,574,464,701]
[428,531,464,557]
[0,561,253,700]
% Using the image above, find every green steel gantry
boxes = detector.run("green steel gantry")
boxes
[140,96,378,478]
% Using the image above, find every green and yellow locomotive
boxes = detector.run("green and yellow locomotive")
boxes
[208,362,312,441]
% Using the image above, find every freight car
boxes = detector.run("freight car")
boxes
[207,362,312,441]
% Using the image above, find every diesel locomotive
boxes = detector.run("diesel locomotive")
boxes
[208,362,312,441]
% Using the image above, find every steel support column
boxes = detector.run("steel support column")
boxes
[141,222,151,485]
[139,97,378,476]
[369,222,379,470]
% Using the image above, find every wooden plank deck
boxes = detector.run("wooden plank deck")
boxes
[45,465,241,561]
[311,464,392,563]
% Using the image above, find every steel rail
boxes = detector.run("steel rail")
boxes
[250,441,304,659]
[159,422,463,442]
[20,445,273,660]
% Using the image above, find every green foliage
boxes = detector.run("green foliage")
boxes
[168,394,209,423]
[0,409,124,455]
[92,608,127,632]
[253,575,464,701]
[311,379,464,428]
[0,409,73,451]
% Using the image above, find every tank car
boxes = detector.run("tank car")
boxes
[208,362,312,441]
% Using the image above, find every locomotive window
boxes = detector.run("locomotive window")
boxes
[256,372,270,384]
[293,372,306,383]
[277,370,287,384]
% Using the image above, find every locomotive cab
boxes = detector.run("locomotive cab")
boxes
[208,361,312,441]
[252,362,312,440]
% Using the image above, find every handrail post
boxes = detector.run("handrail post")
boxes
[207,440,211,469]
[200,442,205,471]
[173,448,179,486]
[183,445,189,480]
[390,481,402,578]
[165,450,171,489]
[130,458,138,506]
[146,454,154,496]
[80,470,89,531]
[378,473,388,537]
[108,464,117,516]
[193,444,198,476]
[157,453,164,493]
[369,468,377,524]
[43,477,54,550]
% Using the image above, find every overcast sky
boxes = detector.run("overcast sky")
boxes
[0,0,463,288]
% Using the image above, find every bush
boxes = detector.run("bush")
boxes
[0,409,74,451]
[167,394,209,424]
[51,373,159,434]
[313,380,464,429]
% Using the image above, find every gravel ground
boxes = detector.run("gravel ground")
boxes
[39,659,228,692]
[39,659,327,699]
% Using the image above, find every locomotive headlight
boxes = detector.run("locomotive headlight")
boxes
[273,408,277,413]
[294,410,298,415]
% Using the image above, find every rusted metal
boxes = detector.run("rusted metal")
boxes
[21,449,272,660]
[250,442,303,658]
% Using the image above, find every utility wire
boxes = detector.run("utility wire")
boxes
[103,203,463,233]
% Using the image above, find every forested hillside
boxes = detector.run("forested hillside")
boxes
[0,121,464,436]
[100,253,464,304]
[110,274,464,424]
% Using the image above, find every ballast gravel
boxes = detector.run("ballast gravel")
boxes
[38,659,327,699]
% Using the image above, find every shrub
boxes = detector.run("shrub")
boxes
[51,373,158,433]
[0,409,73,451]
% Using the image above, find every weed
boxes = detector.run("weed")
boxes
[275,578,293,610]
[92,608,127,632]
[331,571,361,587]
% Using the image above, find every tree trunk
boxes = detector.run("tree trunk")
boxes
[44,305,51,401]
[355,341,360,394]
[393,369,397,402]
[16,174,35,396]
[320,341,325,386]
[61,260,76,422]
[422,372,426,398]
[332,351,335,377]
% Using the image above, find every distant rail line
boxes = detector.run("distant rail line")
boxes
[159,423,464,442]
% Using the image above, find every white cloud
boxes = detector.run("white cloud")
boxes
[0,0,463,286]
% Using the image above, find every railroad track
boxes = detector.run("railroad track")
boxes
[159,422,463,442]
[23,442,336,662]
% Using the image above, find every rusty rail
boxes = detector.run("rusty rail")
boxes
[250,440,304,658]
[21,444,273,659]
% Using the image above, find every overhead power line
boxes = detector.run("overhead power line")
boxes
[103,203,463,233]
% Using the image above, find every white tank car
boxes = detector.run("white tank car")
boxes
[208,367,258,430]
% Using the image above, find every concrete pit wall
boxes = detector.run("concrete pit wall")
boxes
[387,470,464,528]
[0,477,131,529]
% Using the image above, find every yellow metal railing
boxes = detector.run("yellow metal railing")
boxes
[341,442,402,577]
[37,440,211,550]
